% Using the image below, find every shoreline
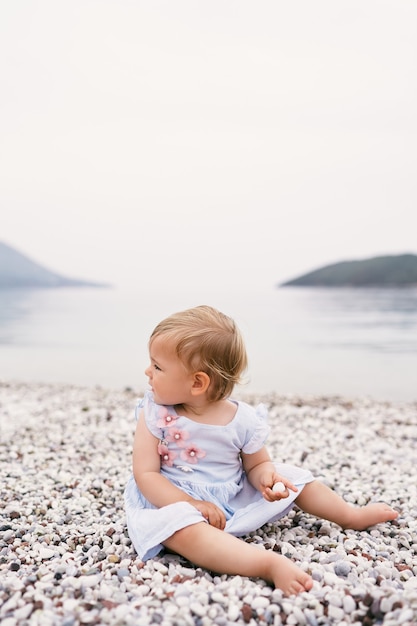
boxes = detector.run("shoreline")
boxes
[1,380,416,625]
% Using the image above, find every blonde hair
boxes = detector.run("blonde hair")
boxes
[149,305,248,401]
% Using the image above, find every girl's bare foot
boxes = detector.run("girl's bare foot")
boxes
[270,554,313,596]
[342,502,398,531]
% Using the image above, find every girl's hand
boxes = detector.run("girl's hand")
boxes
[261,473,298,502]
[191,500,226,530]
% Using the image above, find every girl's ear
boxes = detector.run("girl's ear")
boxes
[190,371,211,395]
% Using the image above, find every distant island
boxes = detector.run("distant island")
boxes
[281,254,417,288]
[0,241,110,289]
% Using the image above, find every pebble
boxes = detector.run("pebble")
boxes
[328,605,346,621]
[342,594,356,613]
[227,603,241,621]
[251,596,270,610]
[190,602,207,617]
[334,560,352,577]
[0,381,416,626]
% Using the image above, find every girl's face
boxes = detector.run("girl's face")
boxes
[145,335,193,406]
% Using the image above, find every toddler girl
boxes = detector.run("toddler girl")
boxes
[124,305,398,595]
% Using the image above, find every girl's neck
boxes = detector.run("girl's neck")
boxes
[175,398,237,425]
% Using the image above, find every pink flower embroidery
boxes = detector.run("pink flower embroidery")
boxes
[158,442,177,467]
[156,406,177,428]
[165,428,190,447]
[180,444,206,464]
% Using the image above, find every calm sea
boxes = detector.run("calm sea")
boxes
[0,285,416,402]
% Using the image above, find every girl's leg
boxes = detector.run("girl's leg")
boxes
[295,480,398,530]
[163,522,313,596]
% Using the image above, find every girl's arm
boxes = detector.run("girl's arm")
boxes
[132,410,226,528]
[133,409,194,507]
[241,445,298,501]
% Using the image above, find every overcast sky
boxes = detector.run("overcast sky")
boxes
[1,1,416,292]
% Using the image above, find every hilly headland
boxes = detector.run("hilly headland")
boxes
[0,241,109,289]
[281,254,417,288]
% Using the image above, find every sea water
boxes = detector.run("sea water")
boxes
[0,285,416,402]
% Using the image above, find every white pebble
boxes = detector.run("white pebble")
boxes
[190,603,207,617]
[272,481,286,493]
[211,592,228,605]
[342,595,356,613]
[152,561,168,574]
[323,571,339,586]
[0,619,17,626]
[62,599,78,612]
[227,603,240,621]
[326,591,343,607]
[2,530,14,541]
[13,605,33,622]
[289,606,307,624]
[404,576,417,589]
[0,596,19,613]
[39,547,56,560]
[252,596,270,610]
[113,605,131,621]
[327,605,345,621]
[78,574,102,588]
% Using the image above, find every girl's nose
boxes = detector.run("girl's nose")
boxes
[145,364,151,378]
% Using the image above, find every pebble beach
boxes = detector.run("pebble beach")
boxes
[1,381,416,626]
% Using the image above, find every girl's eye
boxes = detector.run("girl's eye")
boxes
[154,364,161,371]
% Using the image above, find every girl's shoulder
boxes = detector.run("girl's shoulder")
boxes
[135,390,174,438]
[234,398,269,423]
[233,399,270,454]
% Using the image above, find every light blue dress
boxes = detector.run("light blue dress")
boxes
[124,391,314,561]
